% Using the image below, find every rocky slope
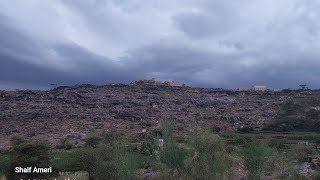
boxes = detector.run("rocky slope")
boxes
[0,84,319,149]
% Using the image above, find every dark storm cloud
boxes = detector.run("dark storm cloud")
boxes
[1,0,320,90]
[0,13,139,89]
[0,14,69,86]
[123,40,320,89]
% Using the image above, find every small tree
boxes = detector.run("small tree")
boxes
[73,145,122,180]
[185,130,230,179]
[159,121,186,177]
[160,141,186,176]
[299,84,308,90]
[241,141,272,180]
[6,139,51,179]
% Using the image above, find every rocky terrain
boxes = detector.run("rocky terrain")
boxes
[0,84,319,149]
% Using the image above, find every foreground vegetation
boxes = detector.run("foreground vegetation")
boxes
[0,122,319,180]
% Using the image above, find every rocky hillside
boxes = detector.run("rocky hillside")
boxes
[0,84,319,149]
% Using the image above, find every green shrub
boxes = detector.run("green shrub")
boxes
[127,144,139,153]
[278,167,308,180]
[118,153,139,180]
[266,99,320,132]
[184,130,231,180]
[56,138,73,150]
[268,139,289,150]
[211,125,221,133]
[6,139,52,179]
[0,153,10,176]
[290,144,315,163]
[140,141,155,156]
[312,169,320,180]
[152,129,163,138]
[160,141,187,175]
[241,141,272,180]
[51,150,83,173]
[237,126,254,133]
[85,136,102,147]
[138,155,156,169]
[103,132,121,144]
[161,121,174,141]
[158,121,187,177]
[230,135,254,146]
[73,145,122,180]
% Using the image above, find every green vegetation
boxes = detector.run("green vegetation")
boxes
[211,125,221,133]
[160,122,187,174]
[184,130,231,179]
[266,97,320,132]
[241,141,272,180]
[0,152,10,176]
[0,122,319,180]
[73,145,122,180]
[6,137,53,179]
[57,137,74,150]
[84,136,103,148]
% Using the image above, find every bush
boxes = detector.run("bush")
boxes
[312,169,320,180]
[103,132,122,144]
[230,135,254,146]
[0,153,10,176]
[118,153,139,180]
[56,138,73,150]
[6,139,52,179]
[241,141,272,180]
[290,144,315,163]
[73,145,122,180]
[140,141,155,156]
[157,122,187,177]
[237,126,254,133]
[152,129,163,138]
[268,139,289,150]
[138,155,156,169]
[211,125,221,133]
[160,141,187,175]
[85,136,102,147]
[266,99,320,132]
[51,151,84,173]
[184,130,231,180]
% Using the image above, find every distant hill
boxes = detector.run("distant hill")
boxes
[1,84,319,149]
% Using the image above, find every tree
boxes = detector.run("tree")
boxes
[6,139,51,179]
[73,145,122,180]
[299,84,308,90]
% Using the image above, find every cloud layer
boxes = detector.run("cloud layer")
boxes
[1,0,320,89]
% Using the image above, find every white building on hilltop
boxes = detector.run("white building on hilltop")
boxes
[252,85,267,91]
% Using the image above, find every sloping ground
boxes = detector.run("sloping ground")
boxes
[0,84,319,149]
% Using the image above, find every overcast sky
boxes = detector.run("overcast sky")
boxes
[1,0,320,90]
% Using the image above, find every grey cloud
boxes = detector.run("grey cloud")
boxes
[0,14,138,88]
[173,13,219,38]
[122,40,320,89]
[1,0,320,90]
[173,1,240,38]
